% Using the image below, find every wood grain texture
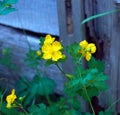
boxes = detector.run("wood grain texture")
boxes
[57,0,84,73]
[0,25,64,94]
[0,0,59,35]
[58,0,120,112]
[57,0,89,112]
[84,0,120,113]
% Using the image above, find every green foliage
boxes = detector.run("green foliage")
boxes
[0,0,18,15]
[28,103,48,115]
[0,48,16,70]
[16,75,56,106]
[88,57,104,72]
[39,37,45,48]
[98,110,112,115]
[66,42,81,64]
[65,64,108,100]
[25,50,40,68]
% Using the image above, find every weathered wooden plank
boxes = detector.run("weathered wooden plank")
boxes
[0,0,59,35]
[57,0,84,73]
[84,0,120,113]
[57,0,89,112]
[110,3,120,112]
[0,24,64,94]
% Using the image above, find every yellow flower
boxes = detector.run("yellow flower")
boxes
[36,50,41,55]
[86,43,96,53]
[51,51,63,61]
[6,89,17,108]
[42,35,64,61]
[85,52,91,61]
[52,41,63,51]
[42,43,63,61]
[44,34,55,45]
[79,40,88,49]
[79,40,96,61]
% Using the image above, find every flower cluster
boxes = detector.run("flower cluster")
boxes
[39,34,65,61]
[79,40,96,61]
[6,89,17,108]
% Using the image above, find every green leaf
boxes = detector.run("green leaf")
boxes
[99,110,112,115]
[88,57,104,72]
[39,37,45,47]
[94,81,108,90]
[4,0,18,4]
[25,50,39,68]
[66,42,80,57]
[79,87,99,100]
[0,7,16,15]
[32,76,56,95]
[81,9,120,25]
[66,42,81,63]
[28,103,48,115]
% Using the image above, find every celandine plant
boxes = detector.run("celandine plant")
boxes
[4,34,110,115]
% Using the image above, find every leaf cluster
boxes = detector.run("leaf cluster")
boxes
[0,48,16,70]
[15,75,56,106]
[65,58,108,100]
[0,0,18,15]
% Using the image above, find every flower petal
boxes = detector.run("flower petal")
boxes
[44,34,55,44]
[42,44,52,53]
[79,40,88,49]
[52,41,63,51]
[86,43,96,53]
[85,52,91,61]
[52,51,63,61]
[42,53,52,60]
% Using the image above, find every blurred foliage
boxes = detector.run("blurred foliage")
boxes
[0,0,18,15]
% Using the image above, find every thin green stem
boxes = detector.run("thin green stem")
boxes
[55,63,66,76]
[35,65,52,105]
[84,86,95,115]
[107,97,120,111]
[20,106,28,115]
[40,77,52,105]
[77,59,95,115]
[14,101,28,114]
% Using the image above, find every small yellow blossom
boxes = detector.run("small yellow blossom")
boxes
[79,40,96,61]
[6,89,17,108]
[44,34,55,45]
[42,35,65,61]
[61,54,66,59]
[52,41,63,51]
[79,40,88,49]
[86,43,96,53]
[36,50,41,55]
[85,52,91,61]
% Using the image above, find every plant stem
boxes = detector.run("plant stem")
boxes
[20,106,28,115]
[77,60,95,115]
[35,66,52,105]
[40,77,52,105]
[84,86,95,115]
[55,63,66,76]
[107,97,120,111]
[14,101,28,114]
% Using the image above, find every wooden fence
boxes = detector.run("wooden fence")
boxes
[57,0,120,113]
